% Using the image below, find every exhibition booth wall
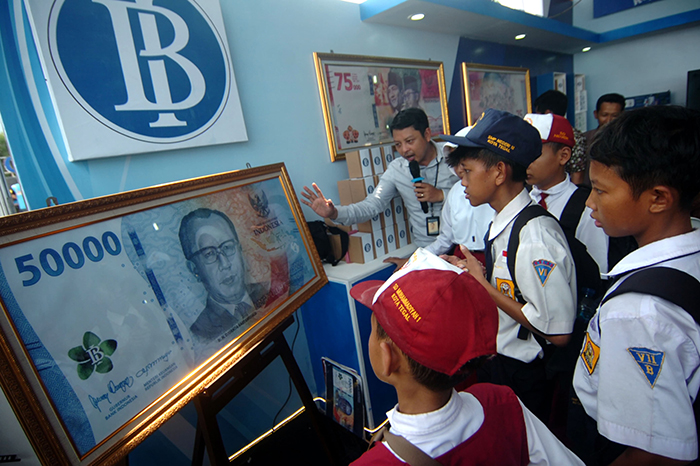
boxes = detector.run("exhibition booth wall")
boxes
[0,0,698,464]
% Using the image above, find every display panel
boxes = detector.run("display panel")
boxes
[0,164,326,465]
[314,53,450,162]
[462,63,532,126]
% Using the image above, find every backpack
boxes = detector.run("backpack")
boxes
[307,221,349,266]
[580,266,700,466]
[507,204,601,308]
[508,188,637,343]
[560,186,637,279]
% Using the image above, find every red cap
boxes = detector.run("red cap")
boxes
[524,113,575,148]
[350,249,497,376]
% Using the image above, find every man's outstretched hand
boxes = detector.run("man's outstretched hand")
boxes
[301,183,338,219]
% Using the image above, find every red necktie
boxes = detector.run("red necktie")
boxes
[538,193,548,209]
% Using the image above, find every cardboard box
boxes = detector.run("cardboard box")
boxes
[348,232,374,264]
[337,179,354,206]
[358,176,376,201]
[394,213,407,233]
[382,144,396,169]
[329,233,345,263]
[370,147,384,175]
[337,176,376,206]
[384,227,398,254]
[392,197,406,220]
[381,202,394,229]
[324,218,353,233]
[373,231,386,257]
[354,212,383,235]
[346,150,373,179]
[395,221,409,248]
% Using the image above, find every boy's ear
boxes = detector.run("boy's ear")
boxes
[558,147,572,166]
[493,161,508,186]
[376,341,403,378]
[648,185,678,213]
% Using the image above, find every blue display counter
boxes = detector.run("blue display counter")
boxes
[300,245,417,429]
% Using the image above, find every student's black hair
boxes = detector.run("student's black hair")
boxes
[595,93,625,112]
[590,105,700,211]
[446,146,527,182]
[389,107,429,135]
[534,90,568,116]
[374,318,489,392]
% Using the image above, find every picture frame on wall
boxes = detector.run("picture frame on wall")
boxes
[461,63,532,125]
[314,52,450,162]
[0,164,327,465]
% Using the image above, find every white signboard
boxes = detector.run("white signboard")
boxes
[25,0,247,161]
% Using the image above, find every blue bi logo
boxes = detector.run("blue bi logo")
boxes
[48,0,230,142]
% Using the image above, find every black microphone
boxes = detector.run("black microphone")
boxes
[409,160,429,213]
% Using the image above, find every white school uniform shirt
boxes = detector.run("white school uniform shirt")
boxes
[573,228,700,461]
[384,389,584,465]
[530,176,609,274]
[334,141,458,247]
[424,180,495,255]
[487,189,577,363]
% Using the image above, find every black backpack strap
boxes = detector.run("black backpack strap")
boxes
[506,204,551,305]
[506,205,553,342]
[601,267,700,322]
[592,266,700,466]
[559,186,591,235]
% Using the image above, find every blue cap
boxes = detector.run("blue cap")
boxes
[442,109,542,168]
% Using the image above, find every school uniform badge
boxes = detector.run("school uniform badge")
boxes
[496,278,515,299]
[628,347,664,388]
[532,259,556,286]
[581,332,600,374]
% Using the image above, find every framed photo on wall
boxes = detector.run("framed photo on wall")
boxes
[0,164,327,465]
[461,63,532,125]
[314,52,450,162]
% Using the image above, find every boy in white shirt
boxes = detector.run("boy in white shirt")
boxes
[572,106,700,465]
[524,113,609,276]
[441,109,576,422]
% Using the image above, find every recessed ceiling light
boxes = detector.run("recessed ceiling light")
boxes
[582,46,592,52]
[515,34,526,40]
[340,0,367,3]
[409,13,425,21]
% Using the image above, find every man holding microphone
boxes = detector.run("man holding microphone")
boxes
[301,108,458,248]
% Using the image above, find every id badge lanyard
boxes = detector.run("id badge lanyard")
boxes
[418,163,440,237]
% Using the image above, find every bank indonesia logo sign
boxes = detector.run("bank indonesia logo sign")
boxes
[49,0,230,142]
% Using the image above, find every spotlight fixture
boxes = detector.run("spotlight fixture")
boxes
[582,46,591,52]
[409,13,425,21]
[515,34,526,40]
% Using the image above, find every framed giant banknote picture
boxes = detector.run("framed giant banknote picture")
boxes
[0,163,326,465]
[314,52,450,162]
[462,63,532,126]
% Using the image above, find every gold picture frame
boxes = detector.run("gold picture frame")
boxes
[461,63,532,125]
[0,163,327,465]
[314,52,450,162]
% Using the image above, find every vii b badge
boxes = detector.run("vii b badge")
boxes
[628,347,665,388]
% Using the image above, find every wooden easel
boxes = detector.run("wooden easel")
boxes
[190,316,337,466]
